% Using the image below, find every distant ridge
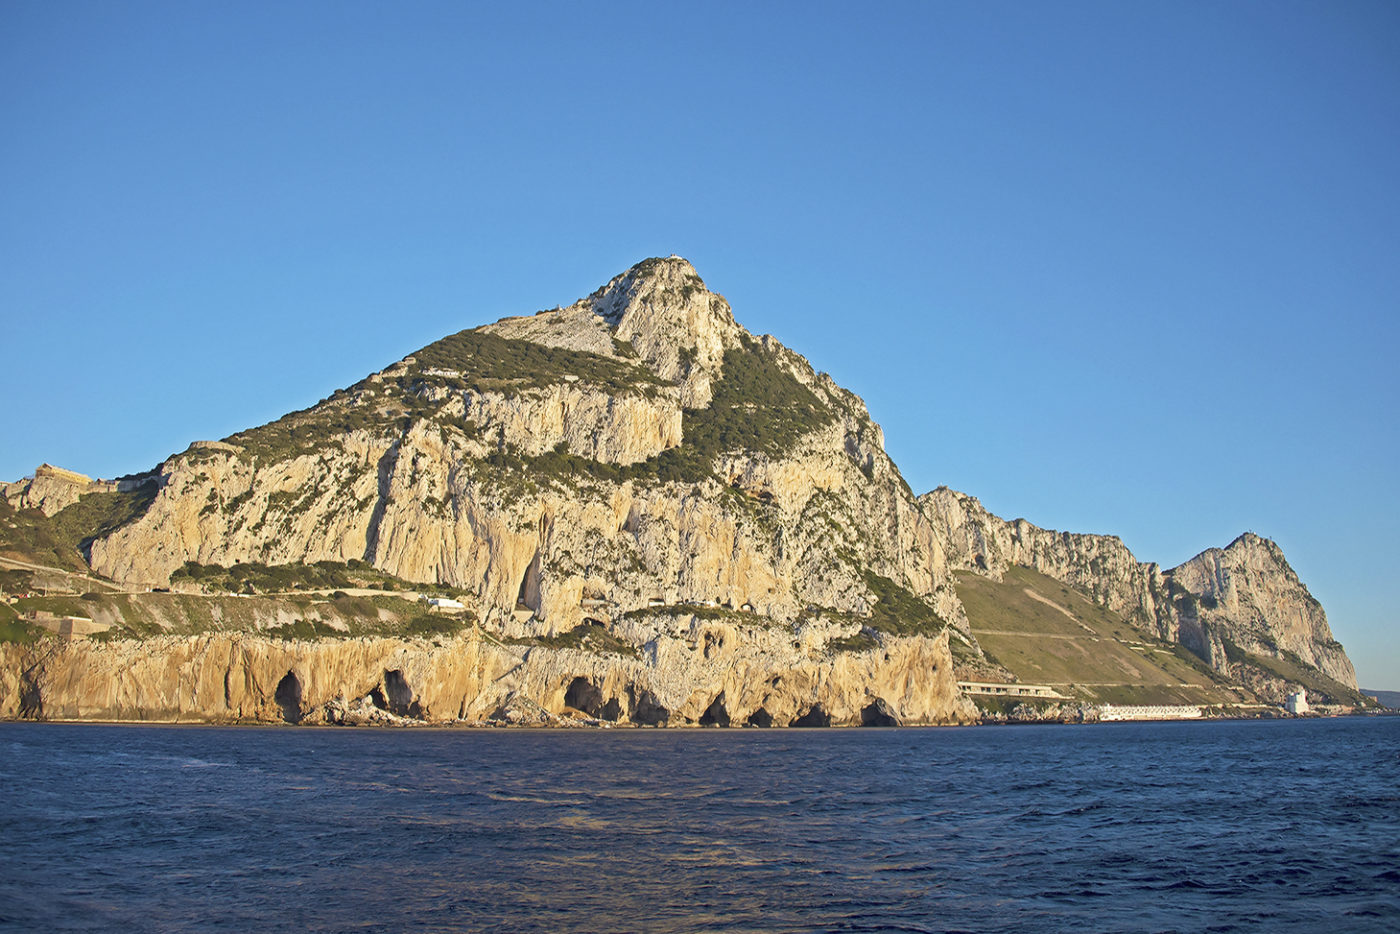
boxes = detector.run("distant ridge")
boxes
[1364,689,1400,709]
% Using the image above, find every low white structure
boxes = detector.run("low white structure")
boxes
[422,596,465,611]
[1286,689,1310,715]
[958,681,1067,699]
[1099,704,1202,721]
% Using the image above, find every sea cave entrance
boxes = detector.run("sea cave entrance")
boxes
[790,704,831,728]
[861,699,899,727]
[699,695,730,727]
[274,671,303,724]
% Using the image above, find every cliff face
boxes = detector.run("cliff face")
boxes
[1168,533,1356,688]
[921,487,1359,693]
[5,256,1361,722]
[921,487,1164,626]
[85,257,957,641]
[0,621,974,727]
[3,464,104,517]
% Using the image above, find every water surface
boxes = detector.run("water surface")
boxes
[2,718,1397,932]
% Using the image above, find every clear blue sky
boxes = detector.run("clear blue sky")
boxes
[3,1,1397,688]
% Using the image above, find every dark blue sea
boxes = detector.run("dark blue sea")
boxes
[2,718,1397,933]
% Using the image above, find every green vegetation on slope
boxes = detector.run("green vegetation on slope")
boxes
[1219,637,1374,707]
[224,329,672,462]
[0,601,46,644]
[169,559,446,596]
[221,402,399,463]
[0,488,156,572]
[682,336,834,461]
[862,571,947,637]
[15,589,475,641]
[410,328,671,397]
[0,569,34,593]
[956,566,1243,706]
[805,571,949,654]
[510,620,640,658]
[452,334,841,490]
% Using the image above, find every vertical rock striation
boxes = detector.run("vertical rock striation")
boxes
[5,256,1360,721]
[0,625,975,727]
[921,487,1358,693]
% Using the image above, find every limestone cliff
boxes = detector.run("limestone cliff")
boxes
[3,464,105,517]
[921,487,1358,697]
[3,256,1362,722]
[0,621,974,727]
[82,256,956,648]
[1168,533,1356,689]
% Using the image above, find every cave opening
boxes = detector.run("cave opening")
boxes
[745,707,773,728]
[19,674,42,719]
[564,676,604,717]
[790,704,831,728]
[384,669,416,717]
[630,689,670,727]
[516,551,541,612]
[699,695,730,727]
[861,699,899,727]
[274,671,303,724]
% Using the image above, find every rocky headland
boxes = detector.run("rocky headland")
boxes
[0,258,1367,725]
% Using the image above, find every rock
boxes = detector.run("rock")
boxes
[1169,533,1356,688]
[84,258,957,646]
[921,487,1358,692]
[0,625,976,727]
[5,257,1360,723]
[2,464,98,516]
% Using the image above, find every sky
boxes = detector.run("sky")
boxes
[2,1,1397,688]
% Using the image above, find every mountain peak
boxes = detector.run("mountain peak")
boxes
[593,256,705,324]
[584,257,740,407]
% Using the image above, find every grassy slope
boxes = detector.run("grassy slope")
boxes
[10,590,472,641]
[0,489,155,573]
[956,566,1246,706]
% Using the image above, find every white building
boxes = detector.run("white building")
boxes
[1286,689,1310,715]
[1099,704,1202,721]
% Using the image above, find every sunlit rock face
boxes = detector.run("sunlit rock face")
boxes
[85,257,956,642]
[1168,533,1356,689]
[2,464,106,517]
[12,256,1356,723]
[0,627,976,728]
[921,488,1358,693]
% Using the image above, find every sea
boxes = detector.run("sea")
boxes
[2,717,1397,933]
